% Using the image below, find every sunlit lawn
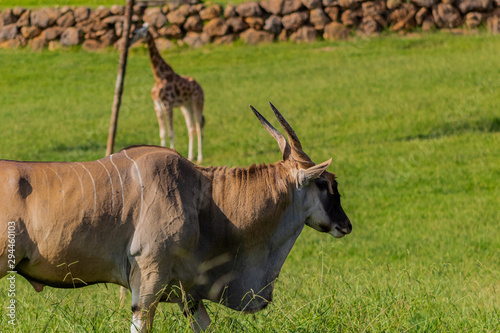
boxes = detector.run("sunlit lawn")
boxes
[0,33,499,332]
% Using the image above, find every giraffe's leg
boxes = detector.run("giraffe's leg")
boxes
[193,94,204,163]
[180,106,196,162]
[195,122,203,164]
[178,300,211,332]
[194,110,204,164]
[166,105,175,149]
[153,100,168,147]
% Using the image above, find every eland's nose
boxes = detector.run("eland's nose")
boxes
[342,220,352,234]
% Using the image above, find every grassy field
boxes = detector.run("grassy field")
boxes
[0,33,499,332]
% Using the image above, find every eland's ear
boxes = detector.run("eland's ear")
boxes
[296,158,332,188]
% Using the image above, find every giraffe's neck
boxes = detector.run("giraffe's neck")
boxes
[146,33,175,82]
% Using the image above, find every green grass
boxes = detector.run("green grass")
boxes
[0,33,499,332]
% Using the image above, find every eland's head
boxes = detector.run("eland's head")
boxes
[250,102,352,238]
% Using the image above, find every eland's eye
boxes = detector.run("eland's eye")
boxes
[316,180,329,191]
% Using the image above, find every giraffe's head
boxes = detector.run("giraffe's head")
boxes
[129,23,150,46]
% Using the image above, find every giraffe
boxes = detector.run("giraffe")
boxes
[129,23,205,163]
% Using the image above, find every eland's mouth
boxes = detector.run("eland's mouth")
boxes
[331,227,346,238]
[331,224,352,238]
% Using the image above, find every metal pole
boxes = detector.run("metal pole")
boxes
[106,0,135,156]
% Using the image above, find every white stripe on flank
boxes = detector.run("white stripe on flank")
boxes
[78,163,97,223]
[47,167,65,210]
[97,159,115,214]
[33,169,39,222]
[123,150,144,223]
[41,169,50,212]
[109,154,125,221]
[68,164,85,219]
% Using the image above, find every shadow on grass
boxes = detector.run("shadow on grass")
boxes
[401,117,500,141]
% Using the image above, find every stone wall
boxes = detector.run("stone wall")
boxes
[0,0,499,50]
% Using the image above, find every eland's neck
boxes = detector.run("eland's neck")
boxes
[198,161,307,249]
[196,162,307,307]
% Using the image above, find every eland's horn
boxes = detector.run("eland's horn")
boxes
[268,102,314,166]
[250,105,291,160]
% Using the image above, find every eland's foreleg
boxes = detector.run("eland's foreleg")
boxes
[179,299,211,332]
[129,271,164,333]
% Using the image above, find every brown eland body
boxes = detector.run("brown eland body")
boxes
[0,104,351,332]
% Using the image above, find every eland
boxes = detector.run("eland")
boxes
[0,103,351,332]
